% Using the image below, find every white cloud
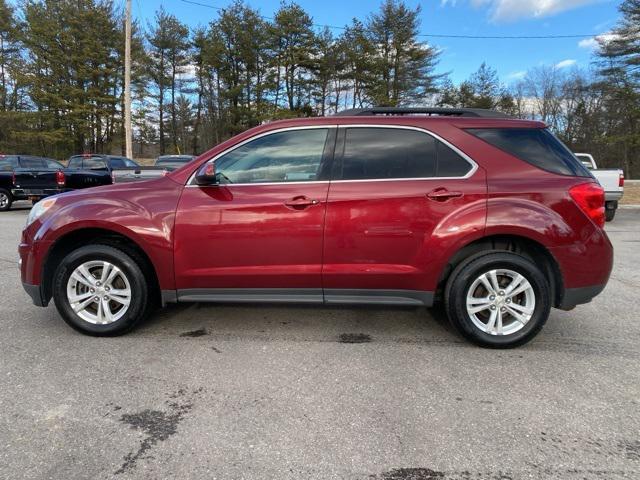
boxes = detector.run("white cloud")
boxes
[555,59,577,69]
[578,37,599,49]
[578,32,618,51]
[507,70,527,80]
[468,0,601,22]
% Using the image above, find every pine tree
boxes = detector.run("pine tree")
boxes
[148,8,190,154]
[272,2,317,113]
[365,0,441,106]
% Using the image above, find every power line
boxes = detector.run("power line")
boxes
[178,0,601,40]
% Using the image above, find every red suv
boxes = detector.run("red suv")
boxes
[19,108,613,347]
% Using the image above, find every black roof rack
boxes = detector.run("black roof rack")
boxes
[334,107,512,119]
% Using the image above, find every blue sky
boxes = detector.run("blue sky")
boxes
[135,0,621,84]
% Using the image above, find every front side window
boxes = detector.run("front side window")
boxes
[108,158,126,168]
[214,129,329,184]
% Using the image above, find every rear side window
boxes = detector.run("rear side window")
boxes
[338,128,472,180]
[467,128,591,177]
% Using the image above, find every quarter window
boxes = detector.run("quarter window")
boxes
[467,128,592,177]
[214,129,329,183]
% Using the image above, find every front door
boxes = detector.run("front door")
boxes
[322,126,486,304]
[174,127,335,302]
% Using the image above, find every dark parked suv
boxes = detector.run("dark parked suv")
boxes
[19,108,613,347]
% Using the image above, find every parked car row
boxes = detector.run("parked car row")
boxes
[0,153,197,211]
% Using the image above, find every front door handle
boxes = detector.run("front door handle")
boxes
[426,188,464,202]
[285,196,320,210]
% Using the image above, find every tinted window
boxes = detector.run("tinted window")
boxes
[215,129,329,183]
[68,157,83,168]
[83,157,107,170]
[20,157,46,169]
[340,128,437,180]
[467,128,592,177]
[123,158,138,167]
[0,156,18,171]
[437,142,472,177]
[108,158,126,168]
[46,159,63,169]
[157,156,193,165]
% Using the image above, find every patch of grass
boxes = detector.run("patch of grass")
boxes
[621,183,640,205]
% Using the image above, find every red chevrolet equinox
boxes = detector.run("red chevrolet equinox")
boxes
[19,108,613,347]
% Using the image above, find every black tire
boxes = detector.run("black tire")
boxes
[444,251,551,348]
[605,208,616,222]
[0,188,12,212]
[52,244,152,336]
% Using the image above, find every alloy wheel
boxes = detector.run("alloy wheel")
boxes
[465,269,536,336]
[66,260,132,325]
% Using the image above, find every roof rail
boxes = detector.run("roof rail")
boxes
[334,107,512,119]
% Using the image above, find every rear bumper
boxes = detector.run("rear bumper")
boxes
[558,284,606,310]
[12,188,66,199]
[605,191,623,202]
[22,282,48,307]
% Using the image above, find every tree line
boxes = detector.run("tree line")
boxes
[0,0,638,177]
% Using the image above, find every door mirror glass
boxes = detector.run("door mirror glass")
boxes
[195,162,218,186]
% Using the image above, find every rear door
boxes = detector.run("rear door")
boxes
[173,126,336,300]
[65,155,111,188]
[322,125,486,304]
[13,157,55,192]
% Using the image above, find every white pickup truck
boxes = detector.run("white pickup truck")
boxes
[575,153,624,222]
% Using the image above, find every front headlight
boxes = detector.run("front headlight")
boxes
[26,198,57,226]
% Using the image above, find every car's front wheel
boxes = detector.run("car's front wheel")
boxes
[52,244,152,336]
[445,252,551,348]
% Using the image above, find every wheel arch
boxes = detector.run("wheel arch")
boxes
[41,227,161,307]
[437,234,564,308]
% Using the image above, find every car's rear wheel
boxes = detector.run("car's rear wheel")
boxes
[52,244,151,336]
[605,208,616,222]
[445,252,551,348]
[0,189,12,212]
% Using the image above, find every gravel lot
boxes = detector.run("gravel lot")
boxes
[1,203,639,480]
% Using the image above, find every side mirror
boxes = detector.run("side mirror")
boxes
[195,162,218,186]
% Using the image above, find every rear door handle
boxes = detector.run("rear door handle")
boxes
[285,196,320,209]
[426,188,464,202]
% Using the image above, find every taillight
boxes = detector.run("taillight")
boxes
[55,170,65,187]
[619,173,624,188]
[569,182,605,228]
[12,172,16,186]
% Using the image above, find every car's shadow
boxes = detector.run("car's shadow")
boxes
[136,302,463,346]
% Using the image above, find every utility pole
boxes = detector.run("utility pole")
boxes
[124,0,133,159]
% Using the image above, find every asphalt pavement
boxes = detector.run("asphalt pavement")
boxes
[1,202,639,480]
